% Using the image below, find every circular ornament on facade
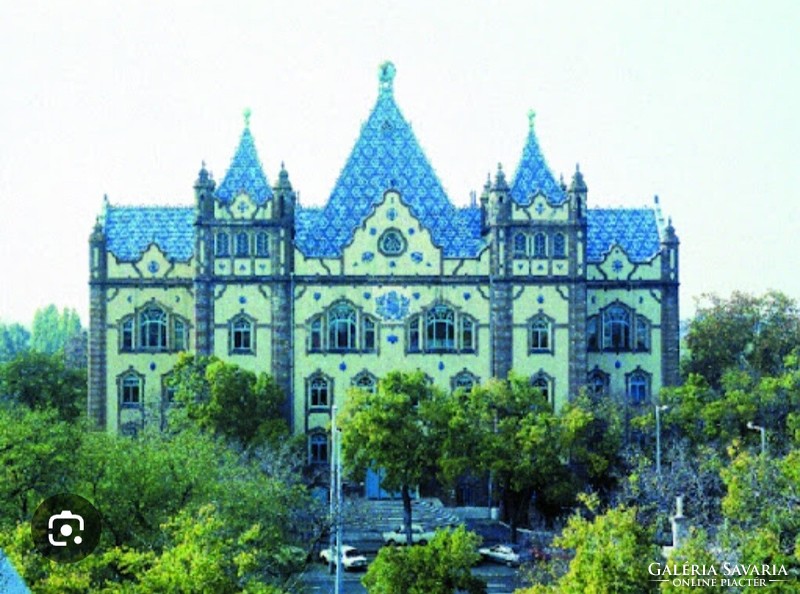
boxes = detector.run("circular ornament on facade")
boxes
[147,261,159,273]
[378,228,407,256]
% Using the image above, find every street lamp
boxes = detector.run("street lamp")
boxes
[329,406,344,594]
[747,421,766,456]
[655,405,670,475]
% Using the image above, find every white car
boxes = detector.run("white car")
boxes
[319,545,368,571]
[382,523,436,545]
[478,544,529,567]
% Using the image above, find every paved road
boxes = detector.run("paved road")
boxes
[301,558,531,593]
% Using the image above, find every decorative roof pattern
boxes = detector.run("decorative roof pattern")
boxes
[295,62,484,258]
[215,126,273,204]
[587,208,661,263]
[509,113,567,206]
[105,206,195,262]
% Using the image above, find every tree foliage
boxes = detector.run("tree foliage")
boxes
[0,322,30,363]
[30,305,82,356]
[363,526,486,594]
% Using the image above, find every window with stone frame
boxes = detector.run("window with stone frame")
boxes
[352,371,377,394]
[460,315,476,352]
[120,304,188,353]
[602,304,631,351]
[215,231,230,257]
[407,314,422,353]
[328,302,357,351]
[452,370,478,393]
[119,371,143,407]
[635,315,651,352]
[255,231,270,257]
[173,318,188,352]
[553,232,566,259]
[587,315,599,351]
[230,315,255,354]
[121,316,134,351]
[307,301,377,353]
[407,303,477,354]
[531,374,551,403]
[626,369,651,405]
[513,232,528,258]
[235,232,250,257]
[308,375,331,408]
[533,232,547,258]
[587,368,610,398]
[139,306,168,350]
[529,315,552,352]
[309,431,329,464]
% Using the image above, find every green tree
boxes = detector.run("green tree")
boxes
[0,322,30,363]
[30,305,82,355]
[658,528,719,594]
[171,353,289,448]
[684,291,800,389]
[339,370,440,545]
[363,526,485,594]
[0,350,86,421]
[517,495,659,594]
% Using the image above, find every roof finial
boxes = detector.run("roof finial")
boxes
[243,107,252,128]
[528,109,536,130]
[378,61,396,94]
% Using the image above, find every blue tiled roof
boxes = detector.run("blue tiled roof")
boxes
[509,118,567,206]
[295,66,484,258]
[105,206,195,262]
[215,127,273,204]
[587,208,661,262]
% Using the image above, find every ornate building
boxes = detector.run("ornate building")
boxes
[88,62,679,463]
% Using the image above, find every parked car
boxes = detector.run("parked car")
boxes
[319,545,368,571]
[382,523,436,545]
[478,544,531,567]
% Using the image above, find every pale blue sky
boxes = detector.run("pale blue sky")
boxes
[0,0,797,325]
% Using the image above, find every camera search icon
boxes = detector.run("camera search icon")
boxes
[32,494,102,563]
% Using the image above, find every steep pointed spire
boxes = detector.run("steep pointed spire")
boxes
[215,111,273,204]
[570,163,587,193]
[510,110,566,205]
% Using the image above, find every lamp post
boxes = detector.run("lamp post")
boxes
[655,405,669,475]
[329,406,343,594]
[747,421,766,456]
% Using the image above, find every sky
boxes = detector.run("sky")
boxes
[0,0,798,326]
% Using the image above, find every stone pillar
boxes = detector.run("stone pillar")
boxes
[88,221,108,429]
[660,221,680,386]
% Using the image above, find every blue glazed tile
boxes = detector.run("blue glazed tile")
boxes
[339,362,347,371]
[537,295,544,304]
[509,122,567,206]
[148,261,159,273]
[376,291,410,321]
[587,209,660,263]
[412,292,420,300]
[363,292,372,300]
[313,292,321,301]
[615,361,622,369]
[411,251,423,263]
[215,127,273,204]
[239,296,247,304]
[362,251,374,263]
[105,206,195,262]
[408,228,415,235]
[370,227,377,236]
[438,361,444,371]
[387,335,399,344]
[149,362,156,371]
[463,292,471,300]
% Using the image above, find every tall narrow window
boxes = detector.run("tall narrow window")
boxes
[120,373,142,406]
[309,376,330,408]
[121,317,134,351]
[532,375,551,402]
[627,371,650,405]
[588,369,609,398]
[533,233,547,258]
[363,316,377,352]
[309,316,322,352]
[529,317,551,352]
[255,232,269,257]
[235,232,250,257]
[553,233,566,258]
[635,315,651,351]
[407,314,421,353]
[139,306,167,350]
[426,304,455,351]
[215,232,230,257]
[513,233,527,258]
[310,432,329,464]
[173,318,187,352]
[587,315,599,351]
[328,303,357,351]
[602,305,630,350]
[460,316,475,352]
[231,316,253,353]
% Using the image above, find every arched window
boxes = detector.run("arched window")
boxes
[121,316,134,351]
[235,232,250,257]
[309,432,329,464]
[407,314,421,353]
[587,369,609,398]
[513,233,528,258]
[602,305,631,350]
[627,370,650,405]
[531,375,551,402]
[120,372,142,406]
[452,371,478,393]
[635,315,651,351]
[533,233,547,258]
[426,304,455,351]
[460,316,475,352]
[139,306,167,350]
[255,232,269,257]
[215,232,230,257]
[529,317,551,352]
[309,376,330,408]
[309,316,322,352]
[363,316,377,352]
[353,371,377,394]
[173,318,188,352]
[553,233,566,259]
[328,303,357,351]
[231,316,254,354]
